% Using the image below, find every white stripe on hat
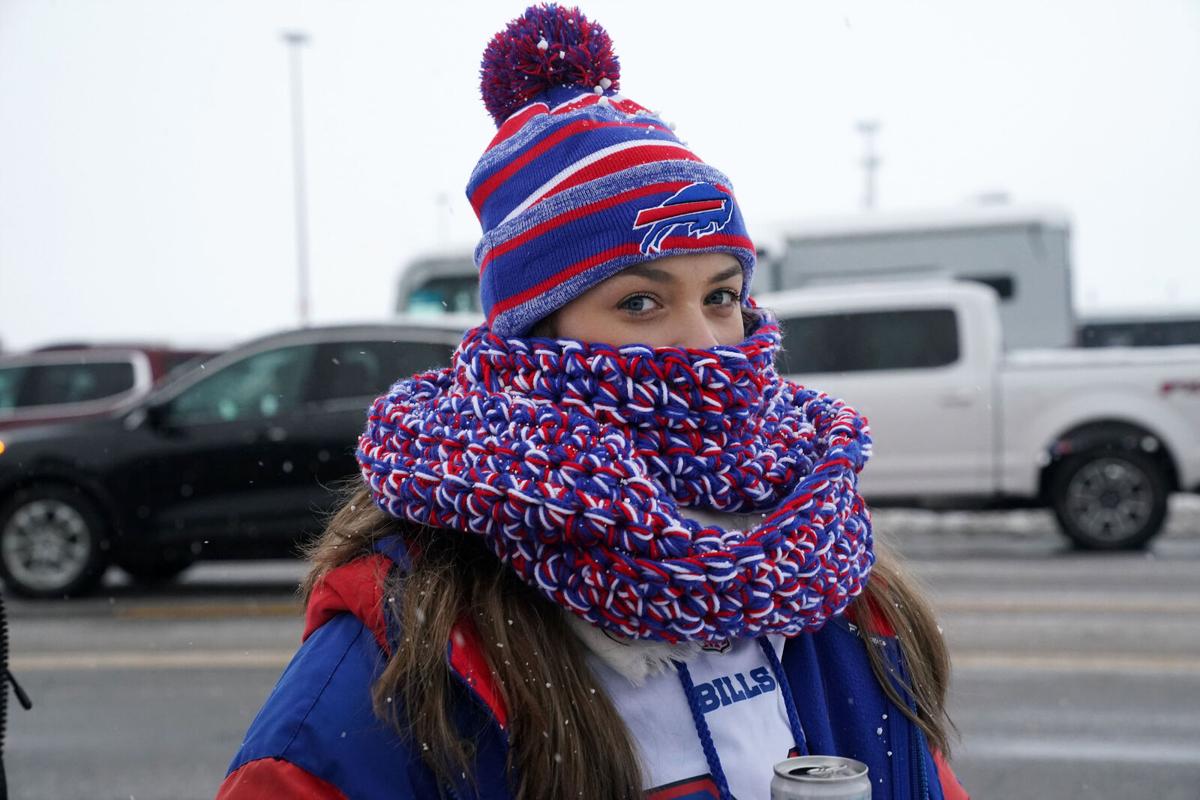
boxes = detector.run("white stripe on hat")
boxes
[549,91,597,112]
[503,100,549,124]
[498,139,696,226]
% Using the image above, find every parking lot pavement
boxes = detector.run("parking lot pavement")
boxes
[3,503,1199,799]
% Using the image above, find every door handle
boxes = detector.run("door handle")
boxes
[939,388,976,408]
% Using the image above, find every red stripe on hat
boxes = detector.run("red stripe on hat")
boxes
[639,231,754,258]
[479,180,692,274]
[488,231,754,322]
[613,97,650,114]
[471,119,673,214]
[489,242,642,320]
[633,199,726,228]
[485,102,550,153]
[532,146,702,209]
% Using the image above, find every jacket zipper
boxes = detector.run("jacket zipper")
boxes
[911,719,932,800]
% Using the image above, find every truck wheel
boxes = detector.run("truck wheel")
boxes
[1050,450,1169,551]
[0,485,110,598]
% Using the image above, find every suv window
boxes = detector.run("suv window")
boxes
[310,339,458,404]
[166,345,316,425]
[404,277,482,315]
[776,308,960,374]
[0,361,136,410]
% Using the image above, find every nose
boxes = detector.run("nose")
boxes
[670,309,721,349]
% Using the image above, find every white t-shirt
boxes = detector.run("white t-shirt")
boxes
[584,635,797,799]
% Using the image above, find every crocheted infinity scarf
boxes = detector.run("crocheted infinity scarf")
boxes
[357,320,874,643]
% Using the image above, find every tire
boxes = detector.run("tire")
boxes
[1049,449,1169,551]
[116,548,195,586]
[0,485,110,599]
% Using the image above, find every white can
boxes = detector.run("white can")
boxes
[770,755,871,800]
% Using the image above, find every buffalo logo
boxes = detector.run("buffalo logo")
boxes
[633,183,734,254]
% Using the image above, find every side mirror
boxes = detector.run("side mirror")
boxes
[138,401,174,433]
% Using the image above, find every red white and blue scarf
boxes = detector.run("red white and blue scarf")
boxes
[357,319,874,644]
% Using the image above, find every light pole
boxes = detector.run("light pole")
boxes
[856,119,881,211]
[282,31,311,326]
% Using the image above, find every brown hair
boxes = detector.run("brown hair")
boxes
[854,540,955,757]
[304,488,644,799]
[303,307,954,797]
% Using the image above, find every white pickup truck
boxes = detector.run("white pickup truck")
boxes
[757,281,1200,550]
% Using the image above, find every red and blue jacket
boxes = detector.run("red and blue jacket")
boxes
[217,543,968,800]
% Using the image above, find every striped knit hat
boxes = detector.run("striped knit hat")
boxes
[469,4,756,336]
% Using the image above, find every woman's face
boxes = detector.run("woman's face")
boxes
[544,252,746,349]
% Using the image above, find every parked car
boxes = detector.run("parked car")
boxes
[758,280,1200,550]
[0,322,468,598]
[0,345,211,432]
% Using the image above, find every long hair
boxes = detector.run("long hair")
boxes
[853,539,955,757]
[304,487,644,800]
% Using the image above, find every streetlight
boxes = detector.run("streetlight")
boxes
[281,31,311,326]
[856,119,881,211]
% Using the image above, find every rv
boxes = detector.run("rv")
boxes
[764,205,1074,349]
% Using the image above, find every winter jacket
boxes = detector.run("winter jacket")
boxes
[217,541,968,800]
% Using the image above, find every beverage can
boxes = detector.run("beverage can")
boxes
[769,755,871,800]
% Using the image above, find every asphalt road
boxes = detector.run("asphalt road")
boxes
[4,501,1200,800]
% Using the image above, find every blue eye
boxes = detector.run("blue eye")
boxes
[707,289,738,306]
[618,295,659,313]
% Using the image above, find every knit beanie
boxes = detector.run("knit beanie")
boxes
[468,4,756,336]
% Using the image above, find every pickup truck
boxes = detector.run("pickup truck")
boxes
[756,281,1200,550]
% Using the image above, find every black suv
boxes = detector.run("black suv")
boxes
[0,322,468,598]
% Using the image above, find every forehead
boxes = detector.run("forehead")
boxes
[610,253,743,283]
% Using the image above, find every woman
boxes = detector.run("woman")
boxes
[219,6,966,799]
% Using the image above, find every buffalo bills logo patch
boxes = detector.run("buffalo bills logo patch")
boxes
[633,183,734,254]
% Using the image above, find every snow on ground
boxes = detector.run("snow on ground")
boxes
[871,495,1200,541]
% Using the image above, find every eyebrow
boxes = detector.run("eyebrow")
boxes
[617,262,743,284]
[709,264,742,284]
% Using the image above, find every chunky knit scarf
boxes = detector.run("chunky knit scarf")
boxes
[357,320,874,643]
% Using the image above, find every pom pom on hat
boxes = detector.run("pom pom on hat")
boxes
[480,4,620,127]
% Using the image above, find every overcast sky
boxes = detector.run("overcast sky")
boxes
[1,0,1197,350]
